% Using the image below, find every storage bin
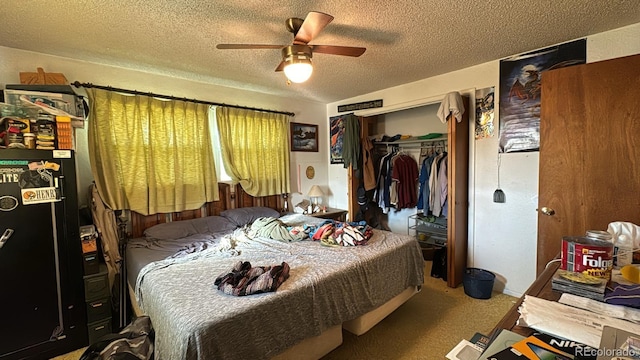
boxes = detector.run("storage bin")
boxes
[463,268,495,299]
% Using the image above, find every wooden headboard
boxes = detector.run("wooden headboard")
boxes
[130,183,285,238]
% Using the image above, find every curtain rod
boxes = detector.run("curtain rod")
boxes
[71,81,296,117]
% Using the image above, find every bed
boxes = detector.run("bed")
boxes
[125,184,425,360]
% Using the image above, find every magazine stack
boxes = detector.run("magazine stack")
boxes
[551,268,608,302]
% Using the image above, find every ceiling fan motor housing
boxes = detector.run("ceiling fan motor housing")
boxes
[282,45,313,61]
[285,17,305,36]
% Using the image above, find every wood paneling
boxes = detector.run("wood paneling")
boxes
[130,183,284,238]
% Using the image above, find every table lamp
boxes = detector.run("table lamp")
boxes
[307,185,324,213]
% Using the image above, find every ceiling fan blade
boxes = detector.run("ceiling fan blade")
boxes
[311,45,366,57]
[275,61,286,72]
[217,44,285,50]
[294,11,334,44]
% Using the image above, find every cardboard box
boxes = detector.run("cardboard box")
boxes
[19,67,68,85]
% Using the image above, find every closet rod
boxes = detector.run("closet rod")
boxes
[72,81,296,117]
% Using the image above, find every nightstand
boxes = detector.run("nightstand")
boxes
[310,208,348,222]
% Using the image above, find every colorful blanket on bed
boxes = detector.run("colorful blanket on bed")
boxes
[247,217,308,242]
[310,220,373,247]
[247,216,373,247]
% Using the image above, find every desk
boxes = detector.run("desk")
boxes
[490,260,562,338]
[309,208,348,222]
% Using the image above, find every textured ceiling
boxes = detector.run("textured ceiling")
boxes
[0,1,639,104]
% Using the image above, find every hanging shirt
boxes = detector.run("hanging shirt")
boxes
[389,153,401,207]
[392,154,419,209]
[374,151,394,213]
[429,152,445,214]
[342,114,361,170]
[362,136,376,191]
[437,92,465,124]
[438,154,448,217]
[417,153,437,215]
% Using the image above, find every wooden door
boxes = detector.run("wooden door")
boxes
[447,96,469,287]
[537,54,640,274]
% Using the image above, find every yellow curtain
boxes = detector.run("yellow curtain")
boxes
[215,106,290,196]
[88,88,218,215]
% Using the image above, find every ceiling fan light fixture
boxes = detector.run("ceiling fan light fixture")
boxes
[282,45,313,83]
[218,12,366,84]
[284,55,313,83]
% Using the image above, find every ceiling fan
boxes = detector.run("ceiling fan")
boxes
[216,11,366,83]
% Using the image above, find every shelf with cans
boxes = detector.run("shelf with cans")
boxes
[1,85,85,150]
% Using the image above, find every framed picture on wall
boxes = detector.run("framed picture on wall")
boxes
[329,114,346,164]
[290,122,318,152]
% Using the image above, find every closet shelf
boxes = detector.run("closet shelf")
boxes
[373,136,447,146]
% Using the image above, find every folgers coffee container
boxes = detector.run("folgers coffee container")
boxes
[561,230,614,279]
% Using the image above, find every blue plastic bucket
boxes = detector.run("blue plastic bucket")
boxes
[463,268,495,299]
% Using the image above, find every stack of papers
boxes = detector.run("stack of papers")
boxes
[517,295,640,348]
[471,294,640,359]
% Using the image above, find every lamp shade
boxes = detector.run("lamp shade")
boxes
[307,185,324,197]
[282,45,313,83]
[284,59,313,83]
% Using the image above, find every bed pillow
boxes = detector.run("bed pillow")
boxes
[190,216,238,234]
[144,220,198,240]
[221,207,281,227]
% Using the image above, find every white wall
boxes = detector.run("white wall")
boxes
[0,46,327,209]
[327,22,640,297]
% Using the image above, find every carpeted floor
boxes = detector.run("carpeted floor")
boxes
[53,261,517,360]
[321,261,518,359]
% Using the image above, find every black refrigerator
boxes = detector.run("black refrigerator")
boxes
[0,149,87,359]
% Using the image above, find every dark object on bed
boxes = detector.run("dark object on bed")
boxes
[214,260,290,296]
[80,315,154,360]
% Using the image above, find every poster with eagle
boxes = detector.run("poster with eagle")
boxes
[498,39,586,153]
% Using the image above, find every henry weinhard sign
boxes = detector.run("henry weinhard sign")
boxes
[337,99,383,113]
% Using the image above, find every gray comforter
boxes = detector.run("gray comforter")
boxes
[133,214,424,360]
